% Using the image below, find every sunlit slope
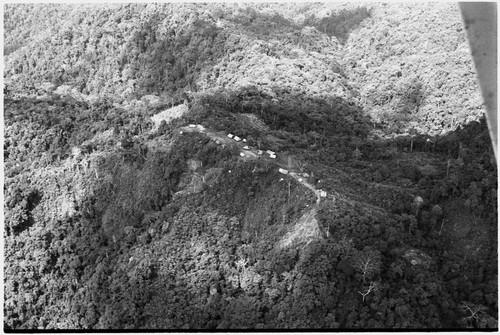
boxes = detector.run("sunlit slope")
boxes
[342,2,483,135]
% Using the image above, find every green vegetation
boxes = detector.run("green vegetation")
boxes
[4,3,497,330]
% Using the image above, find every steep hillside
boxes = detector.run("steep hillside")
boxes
[4,3,482,134]
[3,3,497,330]
[342,3,484,135]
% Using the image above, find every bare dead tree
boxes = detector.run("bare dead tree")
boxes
[287,179,292,200]
[295,160,308,173]
[352,249,381,283]
[357,257,376,283]
[411,196,424,217]
[459,301,488,327]
[358,281,378,302]
[446,158,452,179]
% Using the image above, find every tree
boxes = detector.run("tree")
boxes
[295,160,308,173]
[358,281,378,302]
[408,127,418,153]
[400,213,418,236]
[431,204,443,219]
[465,182,484,218]
[307,130,321,147]
[420,164,438,178]
[459,301,496,328]
[446,158,453,179]
[411,196,424,217]
[287,156,296,171]
[352,148,363,160]
[351,248,381,283]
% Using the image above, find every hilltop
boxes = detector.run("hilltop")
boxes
[3,3,497,330]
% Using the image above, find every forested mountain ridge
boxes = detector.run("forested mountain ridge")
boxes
[344,3,484,135]
[4,2,482,134]
[3,3,497,330]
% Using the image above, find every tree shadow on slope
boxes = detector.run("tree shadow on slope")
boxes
[127,14,221,100]
[334,115,497,313]
[187,85,372,151]
[316,116,497,328]
[226,5,372,44]
[225,6,300,36]
[319,111,497,220]
[74,89,496,330]
[75,86,373,329]
[4,4,371,106]
[3,95,174,329]
[303,6,372,44]
[131,4,373,102]
[5,84,496,330]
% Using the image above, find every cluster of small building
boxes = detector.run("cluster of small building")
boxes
[228,133,277,159]
[228,131,328,198]
[227,133,245,142]
[181,125,329,199]
[278,168,328,198]
[264,150,277,159]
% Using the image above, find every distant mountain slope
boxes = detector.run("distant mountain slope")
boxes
[4,3,349,104]
[342,2,483,135]
[4,3,483,136]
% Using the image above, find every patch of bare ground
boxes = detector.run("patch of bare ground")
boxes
[150,104,189,132]
[278,207,322,249]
